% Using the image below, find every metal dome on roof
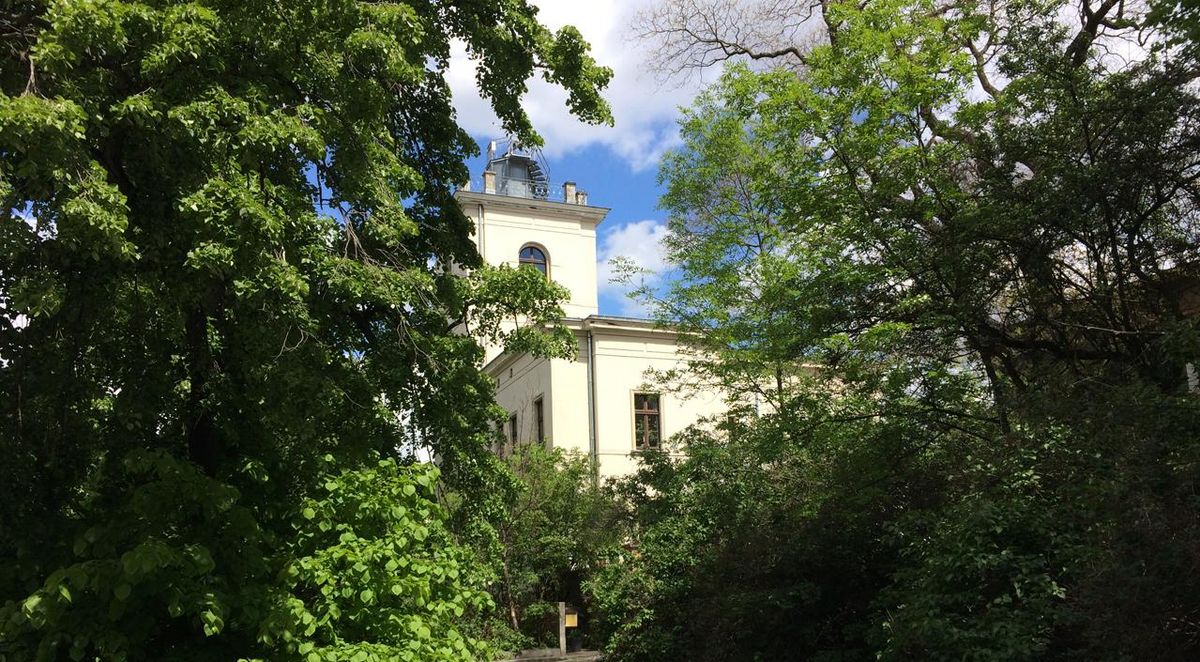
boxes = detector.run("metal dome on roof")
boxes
[486,137,550,200]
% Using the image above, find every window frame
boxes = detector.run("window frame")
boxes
[632,391,662,451]
[518,243,549,278]
[534,396,545,446]
[508,413,518,447]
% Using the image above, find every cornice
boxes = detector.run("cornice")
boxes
[455,190,610,225]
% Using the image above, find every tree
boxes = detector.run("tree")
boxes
[490,445,622,651]
[0,0,611,658]
[600,0,1200,659]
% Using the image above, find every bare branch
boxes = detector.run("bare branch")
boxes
[965,40,1000,98]
[919,105,978,145]
[631,0,827,80]
[1066,0,1125,67]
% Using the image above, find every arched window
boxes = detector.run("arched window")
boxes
[518,244,548,276]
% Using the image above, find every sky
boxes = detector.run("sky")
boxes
[447,0,714,316]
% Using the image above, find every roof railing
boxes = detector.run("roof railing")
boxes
[460,176,588,204]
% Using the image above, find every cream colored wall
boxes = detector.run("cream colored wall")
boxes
[473,206,599,319]
[589,329,727,482]
[492,353,552,451]
[499,328,728,481]
[548,345,592,458]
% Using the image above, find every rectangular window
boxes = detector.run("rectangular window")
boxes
[534,396,545,445]
[633,392,661,450]
[509,413,518,446]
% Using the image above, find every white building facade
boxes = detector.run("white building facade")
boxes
[455,147,724,480]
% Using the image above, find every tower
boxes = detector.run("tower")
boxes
[458,140,607,329]
[455,143,726,480]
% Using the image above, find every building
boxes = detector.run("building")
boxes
[455,142,725,480]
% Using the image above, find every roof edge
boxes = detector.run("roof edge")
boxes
[454,190,610,225]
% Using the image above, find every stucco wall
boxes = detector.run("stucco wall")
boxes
[473,205,600,319]
[458,188,729,480]
[493,327,728,480]
[457,193,605,365]
[492,352,552,453]
[548,344,592,458]
[590,329,725,481]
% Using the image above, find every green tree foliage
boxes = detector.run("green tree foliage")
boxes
[7,455,490,661]
[600,0,1200,659]
[0,0,611,658]
[271,459,490,662]
[492,446,621,651]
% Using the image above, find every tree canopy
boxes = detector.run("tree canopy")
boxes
[0,0,610,659]
[598,0,1200,659]
[491,446,621,651]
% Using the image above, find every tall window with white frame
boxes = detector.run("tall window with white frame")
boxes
[508,413,518,449]
[633,392,661,451]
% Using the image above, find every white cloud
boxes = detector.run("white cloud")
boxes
[447,0,709,172]
[447,0,1158,175]
[597,218,671,316]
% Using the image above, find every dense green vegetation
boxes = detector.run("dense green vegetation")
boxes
[0,1,609,659]
[5,0,1200,660]
[594,0,1200,659]
[489,446,621,651]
